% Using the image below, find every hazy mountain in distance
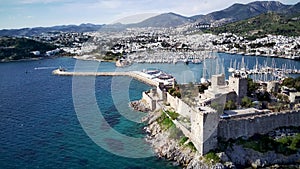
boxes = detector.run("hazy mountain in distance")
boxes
[285,2,300,14]
[0,24,103,37]
[192,1,290,24]
[128,12,192,28]
[130,1,298,27]
[1,1,300,36]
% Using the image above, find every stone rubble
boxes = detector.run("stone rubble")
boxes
[129,100,150,112]
[225,144,300,168]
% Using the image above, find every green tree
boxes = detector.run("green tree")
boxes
[241,96,253,108]
[168,88,181,98]
[0,37,57,61]
[281,77,300,92]
[224,100,237,110]
[282,77,295,88]
[198,84,209,93]
[247,78,258,96]
[257,91,271,101]
[277,93,289,103]
[295,81,300,92]
[294,77,300,92]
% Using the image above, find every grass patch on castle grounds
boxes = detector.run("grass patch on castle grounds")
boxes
[165,110,179,120]
[235,133,300,156]
[185,142,197,152]
[157,111,174,131]
[204,151,220,164]
[179,136,189,146]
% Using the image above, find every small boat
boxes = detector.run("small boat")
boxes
[58,66,66,71]
[228,59,235,73]
[184,58,189,65]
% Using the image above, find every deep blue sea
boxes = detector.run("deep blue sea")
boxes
[0,54,299,168]
[0,58,178,169]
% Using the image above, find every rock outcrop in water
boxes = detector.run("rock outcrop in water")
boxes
[130,100,150,112]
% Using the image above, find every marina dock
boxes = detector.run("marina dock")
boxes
[52,69,159,86]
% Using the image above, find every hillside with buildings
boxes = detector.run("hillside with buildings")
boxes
[0,37,59,62]
[1,1,300,62]
[210,12,300,37]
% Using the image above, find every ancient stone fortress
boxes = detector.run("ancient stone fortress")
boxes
[142,73,300,155]
[199,73,248,106]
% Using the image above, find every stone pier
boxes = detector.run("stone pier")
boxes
[52,69,158,86]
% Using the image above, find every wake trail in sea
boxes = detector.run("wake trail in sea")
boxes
[34,67,58,70]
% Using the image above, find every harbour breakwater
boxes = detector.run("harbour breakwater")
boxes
[52,69,158,86]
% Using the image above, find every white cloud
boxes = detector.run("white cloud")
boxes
[112,13,160,24]
[98,0,122,9]
[20,0,65,4]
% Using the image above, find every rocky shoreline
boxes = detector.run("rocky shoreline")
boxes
[142,110,225,169]
[141,109,300,169]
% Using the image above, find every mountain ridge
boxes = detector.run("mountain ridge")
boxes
[0,24,104,37]
[192,1,291,25]
[1,1,300,36]
[127,12,192,28]
[130,1,300,28]
[210,11,300,37]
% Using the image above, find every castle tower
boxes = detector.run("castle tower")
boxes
[228,75,248,102]
[267,81,279,93]
[211,74,226,90]
[190,107,219,155]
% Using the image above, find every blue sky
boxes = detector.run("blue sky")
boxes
[0,0,299,29]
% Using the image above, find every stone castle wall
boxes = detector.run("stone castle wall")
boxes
[173,119,192,138]
[142,92,156,111]
[218,110,300,140]
[165,92,219,155]
[166,92,193,118]
[143,82,300,155]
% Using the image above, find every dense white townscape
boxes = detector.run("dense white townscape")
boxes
[214,33,300,59]
[29,26,300,63]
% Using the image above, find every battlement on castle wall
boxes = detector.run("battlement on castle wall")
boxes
[218,109,300,140]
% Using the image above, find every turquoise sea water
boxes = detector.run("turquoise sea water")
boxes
[0,58,177,169]
[0,54,299,168]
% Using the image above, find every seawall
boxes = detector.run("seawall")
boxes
[52,69,158,86]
